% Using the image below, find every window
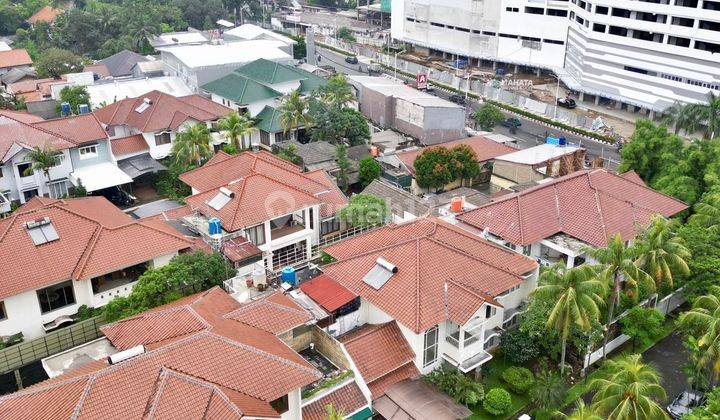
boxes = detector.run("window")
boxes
[595,5,609,14]
[260,131,271,146]
[154,131,172,146]
[522,245,532,256]
[17,162,33,177]
[0,167,4,178]
[37,280,76,314]
[48,181,68,199]
[0,301,6,320]
[78,145,98,159]
[245,224,266,246]
[423,325,439,367]
[485,305,497,319]
[52,153,64,167]
[321,217,341,235]
[593,23,607,33]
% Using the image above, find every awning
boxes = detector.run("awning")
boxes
[118,153,166,179]
[69,162,133,192]
[374,379,473,420]
[299,274,357,312]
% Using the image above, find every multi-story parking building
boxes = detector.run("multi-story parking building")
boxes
[391,0,720,114]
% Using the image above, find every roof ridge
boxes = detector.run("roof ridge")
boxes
[0,375,89,404]
[342,321,394,345]
[69,376,95,420]
[72,226,104,280]
[225,296,309,320]
[415,239,421,332]
[589,170,689,210]
[143,367,173,419]
[446,277,495,305]
[425,236,526,278]
[141,92,163,132]
[3,112,77,146]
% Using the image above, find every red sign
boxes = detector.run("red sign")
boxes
[416,73,428,90]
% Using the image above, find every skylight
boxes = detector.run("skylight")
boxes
[134,98,152,113]
[25,217,60,245]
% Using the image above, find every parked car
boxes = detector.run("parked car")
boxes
[345,55,359,65]
[96,186,136,208]
[667,390,706,419]
[501,117,522,129]
[448,94,466,105]
[557,97,577,109]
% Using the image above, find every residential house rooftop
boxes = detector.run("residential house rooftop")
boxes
[396,136,517,177]
[27,5,62,24]
[0,49,32,70]
[322,217,537,334]
[0,287,321,419]
[180,150,348,225]
[93,90,231,133]
[457,168,689,247]
[0,197,192,300]
[98,50,148,78]
[223,24,297,45]
[157,40,292,69]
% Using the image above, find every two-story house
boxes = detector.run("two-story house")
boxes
[0,112,131,211]
[456,169,689,268]
[178,150,348,272]
[93,90,232,160]
[315,217,539,385]
[0,196,191,340]
[202,58,327,147]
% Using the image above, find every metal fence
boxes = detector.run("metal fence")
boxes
[0,317,106,375]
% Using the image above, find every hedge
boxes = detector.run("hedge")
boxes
[316,42,354,57]
[501,366,535,394]
[374,62,617,144]
[483,388,513,416]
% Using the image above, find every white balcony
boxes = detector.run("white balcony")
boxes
[92,282,134,307]
[442,321,493,372]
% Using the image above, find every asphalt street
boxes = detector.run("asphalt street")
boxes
[315,46,621,169]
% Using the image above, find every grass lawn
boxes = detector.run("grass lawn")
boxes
[468,356,531,420]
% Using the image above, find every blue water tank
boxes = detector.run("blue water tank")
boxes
[546,136,560,145]
[208,218,222,235]
[558,136,567,146]
[281,267,296,286]
[60,102,71,116]
[78,104,90,114]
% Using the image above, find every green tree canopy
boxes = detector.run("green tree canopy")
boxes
[358,156,381,188]
[620,306,665,351]
[36,47,84,78]
[679,286,720,384]
[57,86,91,115]
[172,123,212,169]
[414,146,456,190]
[473,103,505,131]
[339,194,387,227]
[308,102,369,146]
[450,144,481,184]
[618,119,685,185]
[218,111,256,151]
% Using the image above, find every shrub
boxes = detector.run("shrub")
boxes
[501,366,535,394]
[500,328,540,365]
[483,388,512,415]
[424,365,484,406]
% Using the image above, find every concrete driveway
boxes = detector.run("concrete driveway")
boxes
[643,332,689,402]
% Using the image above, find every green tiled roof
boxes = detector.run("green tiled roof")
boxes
[235,58,327,89]
[202,73,282,105]
[255,105,303,133]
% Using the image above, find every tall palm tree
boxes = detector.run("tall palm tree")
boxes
[662,102,703,135]
[171,124,212,168]
[533,264,606,374]
[585,234,653,360]
[689,193,720,232]
[701,92,720,139]
[679,287,720,384]
[589,354,668,420]
[634,215,690,291]
[556,400,603,420]
[24,145,60,195]
[278,91,310,141]
[218,112,256,151]
[318,74,355,109]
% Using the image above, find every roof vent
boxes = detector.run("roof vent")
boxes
[134,98,152,113]
[207,187,234,211]
[362,257,398,290]
[108,345,145,365]
[25,217,59,245]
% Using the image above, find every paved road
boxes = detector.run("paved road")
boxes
[644,332,689,402]
[315,46,621,168]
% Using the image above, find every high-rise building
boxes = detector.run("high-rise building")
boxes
[391,0,720,113]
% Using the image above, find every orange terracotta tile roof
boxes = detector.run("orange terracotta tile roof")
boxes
[0,114,75,162]
[457,169,688,247]
[620,170,646,186]
[0,197,192,300]
[93,90,231,133]
[33,114,108,145]
[397,136,516,176]
[27,5,62,24]
[225,291,312,335]
[299,274,357,312]
[222,237,262,263]
[302,381,368,420]
[0,49,32,69]
[110,134,149,157]
[0,109,43,123]
[180,150,347,227]
[322,217,536,333]
[340,322,418,399]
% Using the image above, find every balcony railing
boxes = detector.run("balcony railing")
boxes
[445,331,481,349]
[271,223,306,240]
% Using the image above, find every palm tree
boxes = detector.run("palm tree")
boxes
[24,145,60,195]
[453,373,484,406]
[634,215,690,291]
[679,287,720,384]
[318,74,355,109]
[555,400,603,420]
[584,234,653,360]
[700,92,720,139]
[171,124,212,168]
[324,403,345,420]
[529,369,567,410]
[278,91,310,140]
[589,354,668,420]
[218,112,256,151]
[689,193,720,232]
[662,102,703,135]
[533,264,606,374]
